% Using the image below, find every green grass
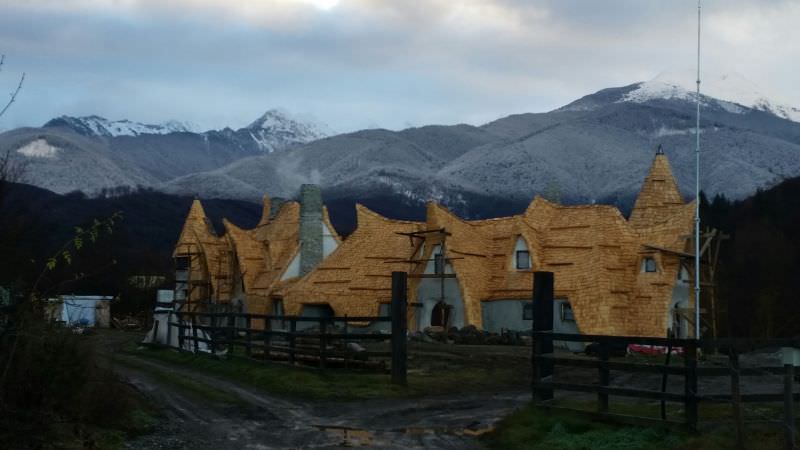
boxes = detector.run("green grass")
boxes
[485,402,792,450]
[485,405,684,450]
[126,346,410,400]
[39,408,159,450]
[124,345,526,400]
[113,355,245,405]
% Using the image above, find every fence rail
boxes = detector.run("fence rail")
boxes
[529,271,799,449]
[149,272,410,385]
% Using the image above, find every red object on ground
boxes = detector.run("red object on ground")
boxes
[627,344,684,356]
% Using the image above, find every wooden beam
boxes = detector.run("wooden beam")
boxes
[395,228,451,237]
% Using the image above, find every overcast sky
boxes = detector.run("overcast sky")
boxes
[0,0,797,133]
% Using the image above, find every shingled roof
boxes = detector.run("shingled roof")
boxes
[276,204,422,317]
[406,152,694,336]
[173,195,340,313]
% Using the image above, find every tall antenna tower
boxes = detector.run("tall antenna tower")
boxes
[694,0,702,339]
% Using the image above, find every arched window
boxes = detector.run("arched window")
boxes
[513,237,532,270]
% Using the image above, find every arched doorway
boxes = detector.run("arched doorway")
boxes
[431,301,452,327]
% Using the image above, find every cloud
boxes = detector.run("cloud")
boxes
[0,0,797,132]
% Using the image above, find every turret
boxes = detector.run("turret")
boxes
[629,149,685,228]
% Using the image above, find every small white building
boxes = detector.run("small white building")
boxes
[47,295,113,327]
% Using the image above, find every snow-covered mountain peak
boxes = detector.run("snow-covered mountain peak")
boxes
[243,109,331,152]
[44,115,196,137]
[247,109,329,135]
[621,69,800,122]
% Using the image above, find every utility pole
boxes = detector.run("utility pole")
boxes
[694,0,702,340]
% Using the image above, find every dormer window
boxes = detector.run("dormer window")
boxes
[642,257,657,273]
[513,236,532,270]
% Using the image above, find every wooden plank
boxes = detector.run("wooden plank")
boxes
[533,381,686,402]
[785,364,797,450]
[289,320,297,365]
[542,245,593,250]
[536,404,687,429]
[396,228,450,237]
[391,271,408,386]
[598,343,610,413]
[407,274,457,279]
[533,355,687,375]
[449,250,488,258]
[730,350,744,449]
[684,342,698,430]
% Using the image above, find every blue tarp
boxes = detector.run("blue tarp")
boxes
[60,296,111,327]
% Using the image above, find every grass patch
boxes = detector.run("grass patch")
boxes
[125,344,528,400]
[126,346,409,400]
[113,355,245,405]
[485,405,685,450]
[486,402,792,450]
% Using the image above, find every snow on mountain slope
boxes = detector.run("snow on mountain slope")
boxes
[3,108,330,195]
[16,139,61,158]
[44,115,196,137]
[620,70,800,122]
[245,109,331,152]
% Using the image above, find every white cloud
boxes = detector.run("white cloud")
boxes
[0,0,797,132]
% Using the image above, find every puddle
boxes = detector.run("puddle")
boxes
[316,425,375,447]
[315,422,495,446]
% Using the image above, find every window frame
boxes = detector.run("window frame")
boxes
[643,257,657,273]
[516,250,531,270]
[560,302,575,322]
[433,253,445,275]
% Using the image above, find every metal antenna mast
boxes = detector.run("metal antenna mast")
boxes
[694,0,702,340]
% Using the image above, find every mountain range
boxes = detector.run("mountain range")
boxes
[0,109,329,195]
[3,72,799,217]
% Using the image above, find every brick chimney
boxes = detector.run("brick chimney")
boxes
[299,184,323,276]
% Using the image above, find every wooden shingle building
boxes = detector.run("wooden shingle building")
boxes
[173,151,697,338]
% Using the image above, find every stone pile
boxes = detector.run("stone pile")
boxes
[409,325,531,346]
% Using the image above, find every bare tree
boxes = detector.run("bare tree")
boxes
[0,54,25,120]
[0,54,26,206]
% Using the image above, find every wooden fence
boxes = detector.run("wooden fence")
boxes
[530,271,800,449]
[154,271,410,385]
[532,333,800,427]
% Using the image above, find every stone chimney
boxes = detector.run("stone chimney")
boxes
[299,184,323,276]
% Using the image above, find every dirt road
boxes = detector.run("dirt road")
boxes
[111,351,528,450]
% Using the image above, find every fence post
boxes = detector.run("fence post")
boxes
[228,313,234,354]
[178,312,185,351]
[598,342,610,413]
[730,348,744,449]
[289,319,297,365]
[264,316,271,361]
[684,341,698,431]
[391,271,408,386]
[320,318,328,369]
[245,315,252,357]
[191,313,199,354]
[784,363,796,450]
[532,271,554,403]
[166,311,172,347]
